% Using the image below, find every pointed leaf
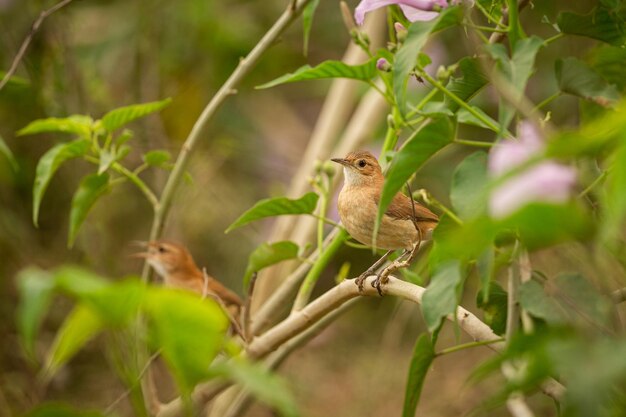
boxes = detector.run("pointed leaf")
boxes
[444,57,488,112]
[68,173,110,248]
[32,140,91,226]
[0,134,18,171]
[44,304,104,378]
[588,45,626,92]
[457,106,499,131]
[421,261,463,332]
[226,192,319,233]
[97,149,115,175]
[257,59,377,89]
[16,268,56,359]
[101,98,171,133]
[376,117,454,237]
[144,288,228,393]
[302,0,320,57]
[18,115,93,138]
[243,241,299,290]
[393,6,462,114]
[213,361,298,417]
[558,7,626,47]
[476,281,508,335]
[402,333,435,417]
[450,152,488,220]
[556,57,620,107]
[602,143,626,242]
[143,149,172,167]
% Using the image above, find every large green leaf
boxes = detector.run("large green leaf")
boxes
[444,58,488,112]
[54,266,108,298]
[557,6,626,47]
[226,192,319,233]
[402,333,435,417]
[16,268,56,359]
[588,45,626,92]
[144,287,228,392]
[101,98,172,133]
[476,281,508,335]
[602,143,626,242]
[68,173,110,248]
[256,59,378,89]
[421,261,463,332]
[243,241,299,290]
[18,115,93,138]
[0,134,18,171]
[450,152,488,220]
[82,280,146,327]
[556,57,620,106]
[376,117,454,239]
[302,0,320,57]
[213,361,298,417]
[44,304,104,378]
[393,6,462,114]
[32,140,91,226]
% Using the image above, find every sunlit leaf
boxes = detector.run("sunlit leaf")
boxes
[302,0,320,57]
[82,279,146,327]
[226,192,319,233]
[97,149,115,175]
[393,6,462,114]
[213,361,299,417]
[376,117,454,238]
[101,98,172,133]
[444,57,488,112]
[402,333,435,417]
[68,173,110,248]
[144,287,228,392]
[143,149,172,167]
[32,140,91,226]
[0,134,18,171]
[428,215,495,265]
[556,57,620,106]
[256,59,377,89]
[476,281,508,335]
[18,115,93,138]
[601,143,626,243]
[44,304,104,378]
[243,241,299,290]
[450,152,488,220]
[557,6,626,47]
[54,266,108,298]
[16,268,56,359]
[421,261,463,332]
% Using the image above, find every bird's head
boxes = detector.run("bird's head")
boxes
[331,151,383,186]
[132,240,196,278]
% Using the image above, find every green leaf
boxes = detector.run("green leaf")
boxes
[456,106,499,131]
[256,59,378,89]
[213,361,299,417]
[144,287,228,392]
[505,0,525,49]
[0,134,18,171]
[225,192,319,233]
[557,7,626,47]
[83,279,146,327]
[243,241,299,290]
[54,266,108,298]
[588,45,626,92]
[68,174,110,248]
[143,149,172,167]
[476,246,495,302]
[18,115,93,138]
[393,6,462,114]
[421,261,463,332]
[302,0,320,57]
[602,143,626,242]
[555,57,620,107]
[476,281,508,335]
[32,139,91,226]
[376,117,454,238]
[16,268,56,359]
[44,304,104,379]
[101,98,172,133]
[24,404,105,417]
[97,149,115,175]
[444,57,488,112]
[450,152,488,220]
[402,333,435,417]
[428,215,495,265]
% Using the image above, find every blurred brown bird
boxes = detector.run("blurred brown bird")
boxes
[134,241,243,320]
[331,151,438,293]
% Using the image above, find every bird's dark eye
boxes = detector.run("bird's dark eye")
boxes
[158,246,166,253]
[358,159,367,168]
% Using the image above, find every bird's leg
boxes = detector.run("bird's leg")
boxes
[355,250,394,292]
[373,240,422,296]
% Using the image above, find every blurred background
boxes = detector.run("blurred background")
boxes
[0,0,617,415]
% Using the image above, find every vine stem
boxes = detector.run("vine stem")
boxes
[437,338,505,356]
[142,0,316,280]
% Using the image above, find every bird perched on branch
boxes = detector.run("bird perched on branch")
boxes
[331,151,438,294]
[134,241,243,322]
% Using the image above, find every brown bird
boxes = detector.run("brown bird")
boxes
[331,151,438,293]
[134,241,243,322]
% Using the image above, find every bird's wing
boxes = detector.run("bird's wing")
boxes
[374,191,438,223]
[207,278,244,306]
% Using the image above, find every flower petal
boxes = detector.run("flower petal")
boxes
[354,0,443,25]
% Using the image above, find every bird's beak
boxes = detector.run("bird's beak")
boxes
[130,250,150,259]
[129,241,153,259]
[331,158,350,167]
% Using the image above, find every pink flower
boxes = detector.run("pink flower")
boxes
[488,122,577,218]
[354,0,451,25]
[376,58,391,71]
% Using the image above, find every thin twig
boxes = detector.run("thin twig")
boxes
[0,0,74,91]
[203,268,245,339]
[488,0,531,44]
[243,273,258,343]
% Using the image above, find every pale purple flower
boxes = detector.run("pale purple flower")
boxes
[376,58,391,71]
[354,0,452,25]
[488,122,577,218]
